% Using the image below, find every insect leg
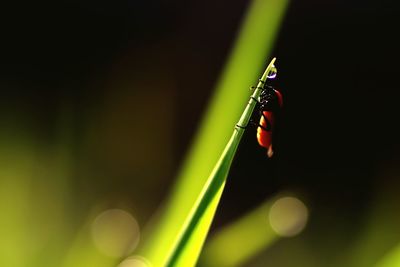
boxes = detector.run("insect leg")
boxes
[250,86,264,91]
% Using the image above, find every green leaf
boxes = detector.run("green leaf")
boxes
[139,0,289,265]
[163,59,278,267]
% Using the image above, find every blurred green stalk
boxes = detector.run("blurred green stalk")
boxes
[199,197,279,267]
[375,245,400,267]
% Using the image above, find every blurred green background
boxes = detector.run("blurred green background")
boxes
[1,0,400,266]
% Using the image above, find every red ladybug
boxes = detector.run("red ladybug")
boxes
[256,85,283,157]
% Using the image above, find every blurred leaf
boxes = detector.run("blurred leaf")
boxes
[199,196,279,267]
[199,194,310,267]
[375,245,400,267]
[61,215,116,267]
[348,175,400,267]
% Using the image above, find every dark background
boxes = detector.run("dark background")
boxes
[1,0,399,266]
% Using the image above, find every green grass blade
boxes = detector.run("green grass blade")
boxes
[163,60,277,267]
[199,197,279,267]
[375,245,400,267]
[139,0,289,264]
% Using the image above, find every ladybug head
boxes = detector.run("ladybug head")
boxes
[260,86,283,111]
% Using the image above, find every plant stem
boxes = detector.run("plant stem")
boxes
[164,58,277,267]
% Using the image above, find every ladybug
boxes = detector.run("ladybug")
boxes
[254,81,283,157]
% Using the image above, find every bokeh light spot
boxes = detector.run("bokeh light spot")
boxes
[91,209,140,257]
[268,196,308,237]
[118,256,151,267]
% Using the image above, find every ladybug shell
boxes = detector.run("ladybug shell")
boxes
[256,89,283,158]
[257,111,275,153]
[274,89,283,107]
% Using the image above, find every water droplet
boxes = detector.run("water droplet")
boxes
[267,65,277,79]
